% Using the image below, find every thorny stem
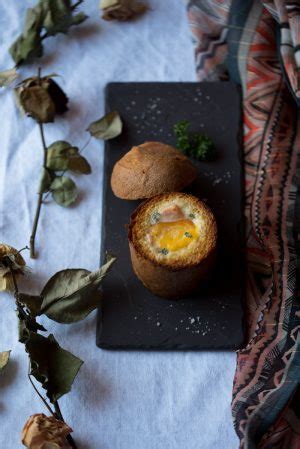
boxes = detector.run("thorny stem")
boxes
[54,401,78,449]
[29,69,47,258]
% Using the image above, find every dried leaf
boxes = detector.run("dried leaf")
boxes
[26,332,83,403]
[46,78,69,115]
[0,68,18,88]
[101,0,119,7]
[39,168,52,193]
[18,85,55,123]
[9,1,87,66]
[50,176,78,207]
[47,141,78,171]
[0,351,11,370]
[47,141,91,174]
[18,314,47,344]
[41,0,88,35]
[68,155,91,174]
[19,293,43,316]
[100,0,148,21]
[72,11,89,26]
[38,256,116,323]
[87,111,122,140]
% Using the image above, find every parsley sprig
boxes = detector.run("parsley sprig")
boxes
[174,120,216,162]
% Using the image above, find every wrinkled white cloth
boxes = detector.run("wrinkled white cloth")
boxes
[0,1,239,448]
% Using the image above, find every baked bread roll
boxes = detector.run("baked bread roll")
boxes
[111,142,197,200]
[128,192,217,299]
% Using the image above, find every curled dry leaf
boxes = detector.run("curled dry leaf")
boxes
[0,244,26,292]
[0,351,11,370]
[26,332,83,403]
[100,0,148,21]
[0,68,18,88]
[22,413,72,449]
[87,110,123,140]
[15,75,68,123]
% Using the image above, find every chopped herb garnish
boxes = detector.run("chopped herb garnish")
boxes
[159,248,169,255]
[174,119,216,162]
[174,120,190,153]
[151,211,161,223]
[191,134,216,161]
[184,232,193,238]
[189,213,196,219]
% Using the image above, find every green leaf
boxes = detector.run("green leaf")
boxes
[39,256,116,323]
[17,85,55,123]
[0,351,11,371]
[19,293,43,316]
[39,168,52,193]
[0,68,18,87]
[87,111,123,140]
[51,176,78,207]
[26,332,83,403]
[47,141,78,171]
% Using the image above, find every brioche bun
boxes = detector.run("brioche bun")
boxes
[128,192,217,299]
[111,142,197,200]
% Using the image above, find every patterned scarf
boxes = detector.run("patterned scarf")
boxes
[187,1,300,448]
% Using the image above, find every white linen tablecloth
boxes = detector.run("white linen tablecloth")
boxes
[0,1,239,448]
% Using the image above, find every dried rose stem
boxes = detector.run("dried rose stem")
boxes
[28,371,55,416]
[7,260,78,448]
[29,68,47,258]
[54,401,78,449]
[29,121,47,258]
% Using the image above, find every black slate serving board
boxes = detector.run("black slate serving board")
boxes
[96,82,245,350]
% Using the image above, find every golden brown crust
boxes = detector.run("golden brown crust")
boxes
[128,192,218,299]
[128,192,217,269]
[111,142,197,200]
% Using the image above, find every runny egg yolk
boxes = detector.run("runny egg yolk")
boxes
[149,219,198,252]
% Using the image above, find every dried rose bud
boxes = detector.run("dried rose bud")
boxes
[100,0,148,21]
[15,75,68,123]
[22,414,72,449]
[0,244,26,292]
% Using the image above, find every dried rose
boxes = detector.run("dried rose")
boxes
[15,75,68,123]
[0,244,26,292]
[100,0,148,21]
[22,414,72,449]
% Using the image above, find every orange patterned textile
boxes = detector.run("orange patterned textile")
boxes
[188,1,300,448]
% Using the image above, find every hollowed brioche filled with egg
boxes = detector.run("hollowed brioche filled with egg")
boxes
[128,192,217,299]
[111,142,197,200]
